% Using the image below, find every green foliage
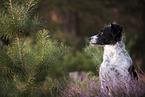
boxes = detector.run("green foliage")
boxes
[0,49,13,68]
[62,51,96,73]
[0,29,69,96]
[55,44,103,76]
[84,45,104,72]
[0,0,43,40]
[0,0,70,96]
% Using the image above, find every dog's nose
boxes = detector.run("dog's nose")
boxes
[88,37,92,40]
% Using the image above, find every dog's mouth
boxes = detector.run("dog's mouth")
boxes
[89,36,105,47]
[89,42,105,47]
[89,41,97,45]
[90,43,96,46]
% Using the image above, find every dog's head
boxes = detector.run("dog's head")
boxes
[89,24,123,46]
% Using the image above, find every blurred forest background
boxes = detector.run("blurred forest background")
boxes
[38,0,145,70]
[39,0,145,71]
[0,0,145,96]
[1,0,144,70]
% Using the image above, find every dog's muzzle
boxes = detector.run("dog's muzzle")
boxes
[88,35,98,46]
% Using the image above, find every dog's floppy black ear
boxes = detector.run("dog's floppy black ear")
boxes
[111,23,123,37]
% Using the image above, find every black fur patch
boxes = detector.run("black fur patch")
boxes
[128,65,138,80]
[94,24,123,45]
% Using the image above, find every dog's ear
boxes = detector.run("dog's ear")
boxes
[111,23,123,37]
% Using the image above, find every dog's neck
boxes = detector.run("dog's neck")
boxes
[103,38,126,60]
[104,38,125,51]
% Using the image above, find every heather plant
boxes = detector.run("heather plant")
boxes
[53,72,145,97]
[0,0,69,96]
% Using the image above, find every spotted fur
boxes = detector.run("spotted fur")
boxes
[100,38,132,92]
[89,24,138,94]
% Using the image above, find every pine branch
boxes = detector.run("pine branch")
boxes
[0,67,12,75]
[24,0,35,18]
[26,74,32,86]
[26,53,39,66]
[0,0,70,95]
[44,45,68,66]
[0,20,14,39]
[16,34,24,68]
[42,34,45,64]
[33,30,69,77]
[14,66,25,75]
[0,0,41,40]
[9,0,14,20]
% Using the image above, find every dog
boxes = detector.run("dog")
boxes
[88,23,138,94]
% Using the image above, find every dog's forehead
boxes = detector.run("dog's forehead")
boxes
[101,27,111,33]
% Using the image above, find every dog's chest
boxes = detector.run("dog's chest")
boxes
[100,41,132,71]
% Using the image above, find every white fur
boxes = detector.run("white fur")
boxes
[99,38,132,93]
[89,35,98,46]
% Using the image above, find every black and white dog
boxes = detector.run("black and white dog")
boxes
[88,24,137,94]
